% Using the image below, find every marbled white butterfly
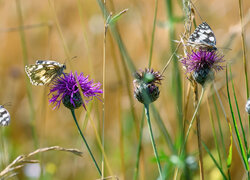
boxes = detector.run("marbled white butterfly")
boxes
[25,60,66,86]
[188,22,217,51]
[0,105,10,126]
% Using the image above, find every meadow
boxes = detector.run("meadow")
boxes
[0,0,250,179]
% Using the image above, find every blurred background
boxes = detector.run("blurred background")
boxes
[0,0,249,179]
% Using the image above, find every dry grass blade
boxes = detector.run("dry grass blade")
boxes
[0,146,82,178]
[26,146,83,157]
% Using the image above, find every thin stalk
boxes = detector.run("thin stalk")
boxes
[174,86,205,180]
[226,67,249,173]
[238,0,250,138]
[15,0,38,149]
[48,0,71,60]
[182,87,205,153]
[193,82,204,180]
[206,98,222,167]
[76,0,95,78]
[212,94,227,160]
[148,0,158,69]
[101,13,110,178]
[70,109,102,176]
[230,66,248,150]
[133,110,145,180]
[107,11,125,177]
[144,104,163,180]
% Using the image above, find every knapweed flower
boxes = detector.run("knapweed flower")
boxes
[49,72,103,110]
[181,49,224,85]
[245,99,250,114]
[133,68,163,105]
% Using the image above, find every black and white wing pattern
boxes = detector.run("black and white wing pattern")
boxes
[25,60,66,86]
[0,105,10,126]
[188,22,217,51]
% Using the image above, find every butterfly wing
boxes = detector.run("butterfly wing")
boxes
[0,106,10,126]
[25,61,65,86]
[188,22,216,50]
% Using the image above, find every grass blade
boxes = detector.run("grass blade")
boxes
[202,142,228,180]
[226,66,249,172]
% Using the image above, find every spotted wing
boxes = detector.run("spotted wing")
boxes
[36,60,63,66]
[188,22,216,49]
[0,106,10,126]
[25,63,63,86]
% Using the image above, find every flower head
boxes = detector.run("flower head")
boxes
[133,68,163,104]
[181,49,224,85]
[49,72,103,109]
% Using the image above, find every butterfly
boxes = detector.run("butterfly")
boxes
[187,22,217,51]
[25,60,66,86]
[0,105,10,126]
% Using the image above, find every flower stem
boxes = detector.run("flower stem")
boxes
[133,109,145,180]
[194,83,204,180]
[144,104,163,180]
[70,109,102,176]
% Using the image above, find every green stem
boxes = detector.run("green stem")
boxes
[144,104,163,180]
[70,109,102,176]
[133,110,145,180]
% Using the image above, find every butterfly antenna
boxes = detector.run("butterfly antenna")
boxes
[190,0,203,22]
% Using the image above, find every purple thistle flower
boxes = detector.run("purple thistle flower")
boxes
[181,49,224,85]
[49,72,103,110]
[181,49,224,73]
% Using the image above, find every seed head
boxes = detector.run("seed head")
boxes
[133,68,163,105]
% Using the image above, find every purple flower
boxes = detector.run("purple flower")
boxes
[49,72,103,109]
[181,49,224,85]
[181,49,224,73]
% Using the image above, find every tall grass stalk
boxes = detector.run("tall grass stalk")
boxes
[230,68,248,151]
[48,0,71,60]
[212,94,227,159]
[238,0,250,139]
[15,0,38,149]
[96,0,136,72]
[101,12,111,178]
[182,87,205,152]
[193,82,204,180]
[226,66,249,175]
[98,0,139,138]
[148,0,158,69]
[164,0,183,151]
[109,31,126,179]
[206,98,222,167]
[144,104,163,180]
[76,0,95,77]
